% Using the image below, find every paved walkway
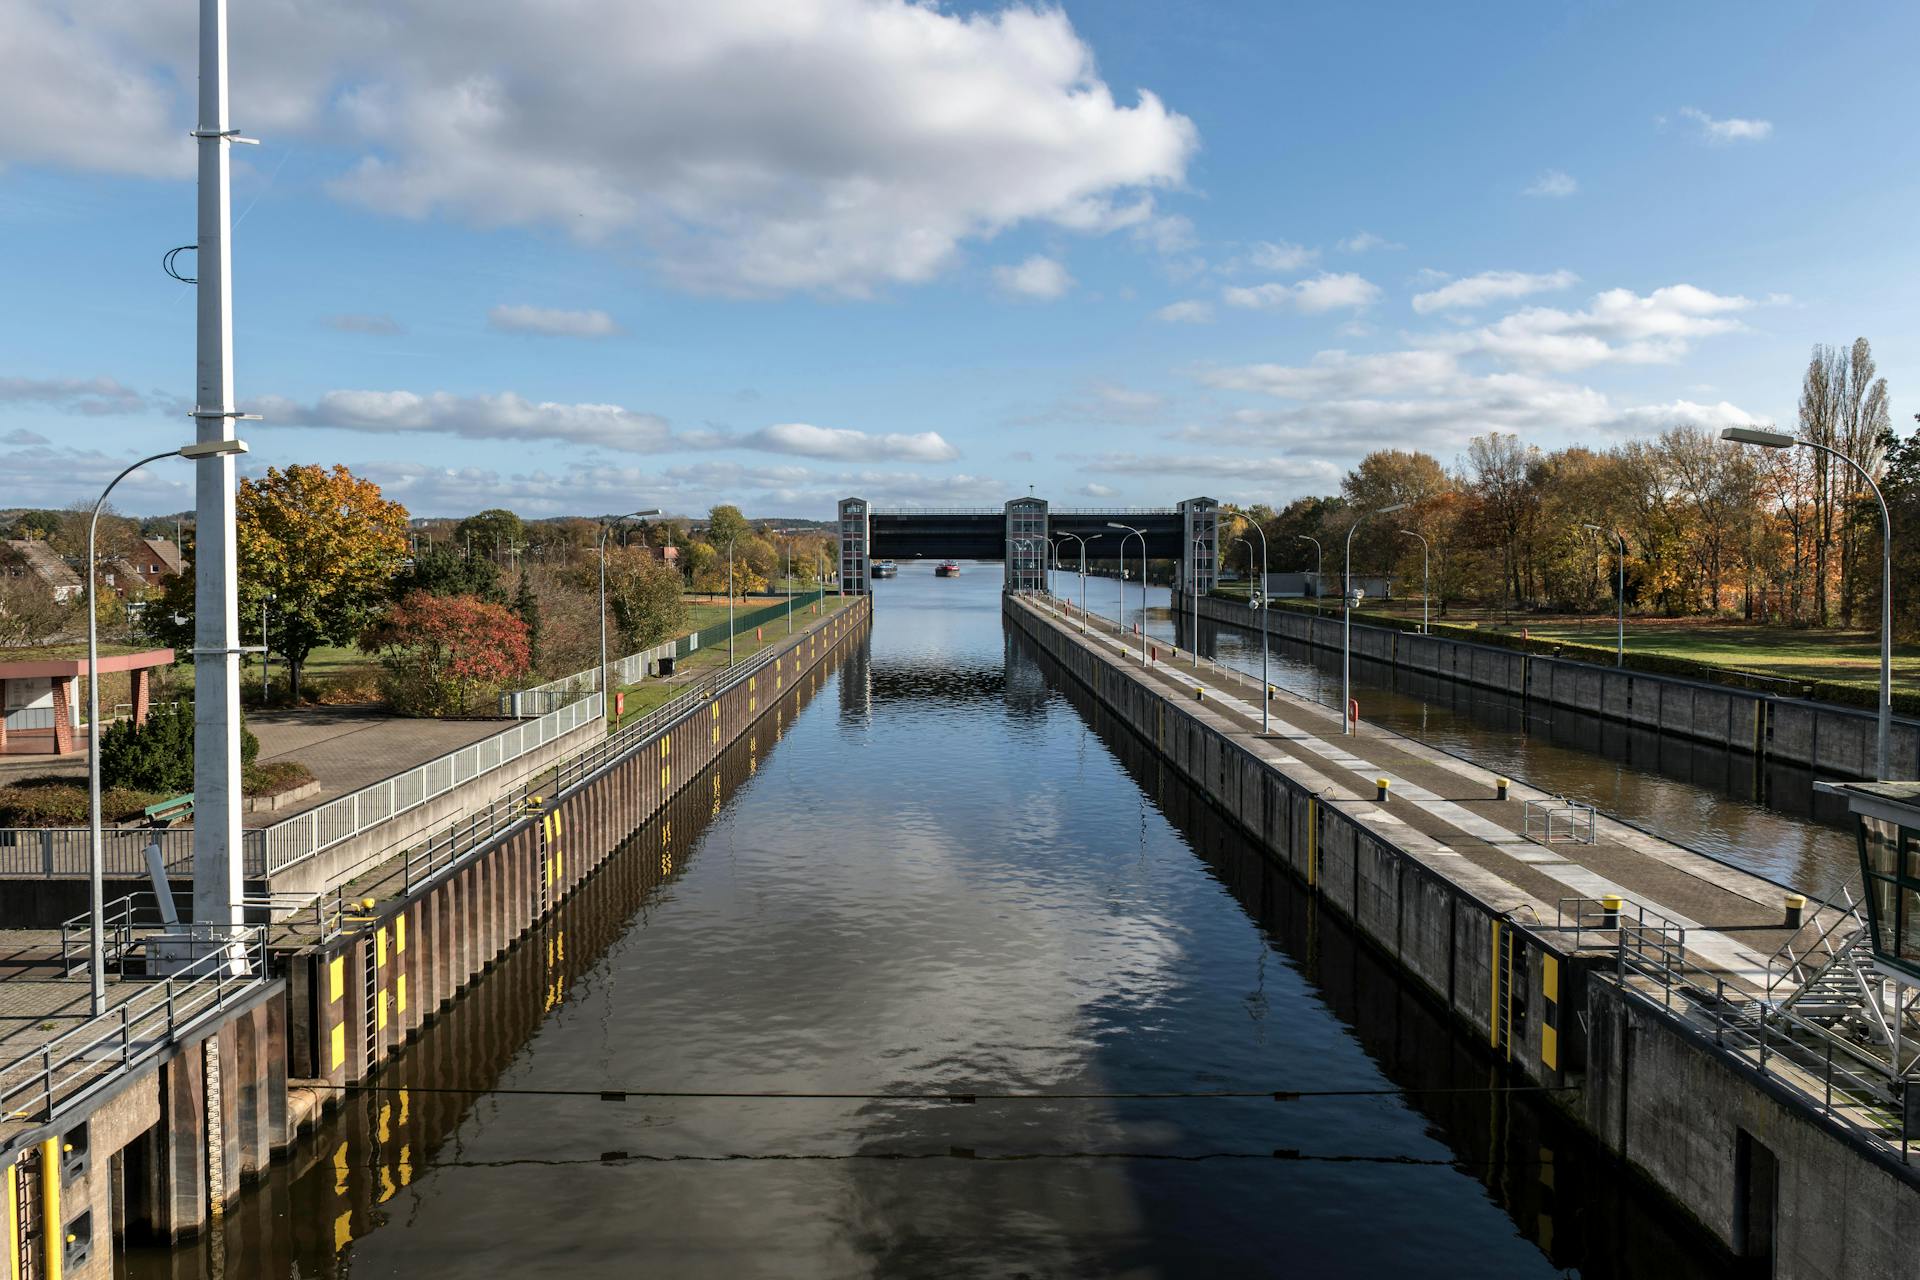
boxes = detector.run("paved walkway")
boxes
[247,706,508,820]
[1023,595,1840,995]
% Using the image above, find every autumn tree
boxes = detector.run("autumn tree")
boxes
[361,591,531,716]
[455,508,525,562]
[235,464,410,699]
[600,546,688,651]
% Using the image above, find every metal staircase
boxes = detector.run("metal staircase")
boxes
[1765,885,1920,1086]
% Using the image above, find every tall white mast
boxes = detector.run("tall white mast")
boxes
[190,0,250,958]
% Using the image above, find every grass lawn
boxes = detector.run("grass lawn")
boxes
[608,595,853,729]
[1219,588,1919,698]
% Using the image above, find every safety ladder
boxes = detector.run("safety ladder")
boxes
[363,941,380,1076]
[10,1147,42,1280]
[1492,921,1516,1061]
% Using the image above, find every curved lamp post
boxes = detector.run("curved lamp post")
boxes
[1724,425,1895,779]
[1343,503,1407,735]
[1107,523,1147,662]
[86,437,249,1014]
[1398,529,1431,635]
[1231,531,1270,733]
[1054,533,1100,633]
[597,509,661,712]
[1298,534,1324,610]
[1581,522,1627,667]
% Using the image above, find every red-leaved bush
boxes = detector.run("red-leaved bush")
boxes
[361,591,532,715]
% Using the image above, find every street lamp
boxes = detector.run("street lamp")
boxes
[1190,536,1207,669]
[1398,530,1430,635]
[598,509,661,714]
[1232,536,1271,733]
[1012,537,1040,594]
[1107,523,1148,662]
[1581,523,1627,667]
[724,539,736,666]
[784,536,794,634]
[1055,533,1100,633]
[1298,534,1324,611]
[1344,503,1408,735]
[1723,425,1896,779]
[86,437,249,1014]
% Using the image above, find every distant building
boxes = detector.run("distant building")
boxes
[1,540,82,603]
[129,536,186,587]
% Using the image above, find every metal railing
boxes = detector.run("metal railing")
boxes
[391,598,860,901]
[57,889,364,973]
[1,694,602,880]
[258,692,601,874]
[0,927,269,1126]
[500,592,827,717]
[1524,797,1597,845]
[1593,895,1920,1164]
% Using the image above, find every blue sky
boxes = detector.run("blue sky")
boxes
[3,0,1915,519]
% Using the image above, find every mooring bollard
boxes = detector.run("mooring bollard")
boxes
[1495,777,1510,801]
[1785,893,1806,930]
[1375,777,1390,803]
[1267,684,1277,702]
[1600,894,1622,931]
[1194,685,1205,702]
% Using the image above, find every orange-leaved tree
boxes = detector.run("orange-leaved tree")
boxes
[237,464,410,700]
[361,591,531,716]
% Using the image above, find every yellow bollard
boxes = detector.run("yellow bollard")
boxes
[1600,895,1622,930]
[1495,777,1510,801]
[1375,777,1390,803]
[1785,893,1806,930]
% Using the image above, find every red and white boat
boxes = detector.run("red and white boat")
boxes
[934,560,961,577]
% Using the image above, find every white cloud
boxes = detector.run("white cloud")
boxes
[324,313,406,335]
[255,386,961,462]
[1523,169,1578,198]
[1193,336,1763,464]
[993,255,1073,300]
[357,459,1006,517]
[742,422,959,462]
[1337,231,1403,253]
[1078,482,1118,498]
[1246,241,1318,273]
[1678,107,1772,143]
[1438,283,1752,371]
[29,1,1195,297]
[1156,299,1213,324]
[0,375,146,416]
[261,388,675,451]
[1411,269,1579,313]
[1222,272,1381,313]
[486,305,621,337]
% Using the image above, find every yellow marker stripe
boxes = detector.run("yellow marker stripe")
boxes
[395,914,406,954]
[330,1023,346,1072]
[41,1139,60,1280]
[397,974,408,1015]
[329,955,344,1004]
[6,1159,19,1280]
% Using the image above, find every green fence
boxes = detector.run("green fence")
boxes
[678,590,828,659]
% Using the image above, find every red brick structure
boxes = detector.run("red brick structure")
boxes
[0,648,174,755]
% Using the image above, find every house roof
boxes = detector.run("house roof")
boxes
[135,537,184,574]
[2,540,80,590]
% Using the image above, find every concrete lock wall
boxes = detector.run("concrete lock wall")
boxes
[287,600,872,1100]
[1006,598,1577,1092]
[1584,980,1920,1276]
[2,979,287,1270]
[1011,597,1916,1278]
[1197,595,1920,781]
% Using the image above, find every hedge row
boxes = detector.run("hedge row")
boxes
[1211,591,1920,717]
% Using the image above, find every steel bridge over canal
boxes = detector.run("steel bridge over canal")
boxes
[837,495,1221,594]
